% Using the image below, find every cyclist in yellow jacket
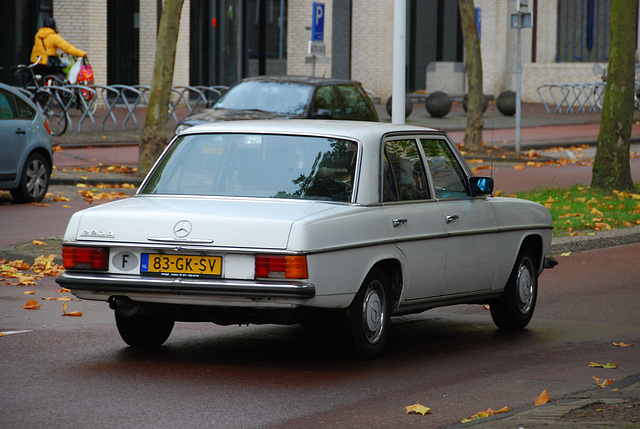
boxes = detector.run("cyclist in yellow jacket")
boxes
[30,17,86,78]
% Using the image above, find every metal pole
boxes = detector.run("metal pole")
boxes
[515,18,522,155]
[392,0,406,125]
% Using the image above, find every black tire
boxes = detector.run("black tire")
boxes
[34,91,67,136]
[343,267,390,359]
[490,250,538,329]
[10,152,50,203]
[115,311,174,347]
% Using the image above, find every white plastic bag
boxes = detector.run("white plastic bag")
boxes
[68,59,82,84]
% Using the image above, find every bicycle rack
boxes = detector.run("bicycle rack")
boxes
[108,85,144,130]
[66,84,98,132]
[93,85,121,131]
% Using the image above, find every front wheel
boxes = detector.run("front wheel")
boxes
[342,267,390,359]
[115,311,174,347]
[490,250,538,329]
[10,152,50,203]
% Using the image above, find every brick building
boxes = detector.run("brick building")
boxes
[1,0,637,103]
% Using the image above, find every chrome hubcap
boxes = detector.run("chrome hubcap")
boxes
[516,260,534,314]
[362,281,385,344]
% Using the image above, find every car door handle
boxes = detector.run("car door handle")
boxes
[15,128,26,135]
[445,214,459,224]
[392,218,407,227]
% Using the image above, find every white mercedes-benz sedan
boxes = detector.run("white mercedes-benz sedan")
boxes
[56,120,555,359]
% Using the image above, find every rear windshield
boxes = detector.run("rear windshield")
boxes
[140,133,359,202]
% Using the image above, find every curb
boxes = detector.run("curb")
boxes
[445,373,640,428]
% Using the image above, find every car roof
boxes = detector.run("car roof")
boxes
[180,119,439,140]
[236,75,365,87]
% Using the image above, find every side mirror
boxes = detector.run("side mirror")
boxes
[313,108,332,119]
[469,176,494,196]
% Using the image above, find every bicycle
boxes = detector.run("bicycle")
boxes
[43,56,97,116]
[14,59,68,136]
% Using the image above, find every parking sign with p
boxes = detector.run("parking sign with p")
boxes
[311,2,324,41]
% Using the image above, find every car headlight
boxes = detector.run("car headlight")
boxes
[174,123,191,136]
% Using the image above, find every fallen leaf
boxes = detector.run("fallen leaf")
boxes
[22,299,41,310]
[17,274,37,286]
[23,291,36,295]
[592,376,616,388]
[513,165,525,170]
[57,288,71,293]
[32,240,47,246]
[61,302,83,317]
[461,406,509,422]
[405,402,433,415]
[589,362,618,369]
[42,297,73,301]
[534,390,551,406]
[560,252,572,257]
[613,341,633,347]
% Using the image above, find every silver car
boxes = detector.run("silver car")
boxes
[57,120,555,358]
[0,83,53,203]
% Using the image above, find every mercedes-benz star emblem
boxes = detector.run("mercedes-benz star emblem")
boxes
[173,220,192,238]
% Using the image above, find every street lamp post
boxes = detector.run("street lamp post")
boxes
[392,0,406,125]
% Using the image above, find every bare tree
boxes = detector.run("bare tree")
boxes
[139,0,185,174]
[458,0,483,151]
[591,0,638,191]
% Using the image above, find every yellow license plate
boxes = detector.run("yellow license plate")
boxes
[141,254,222,278]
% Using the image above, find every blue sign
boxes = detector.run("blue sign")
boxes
[311,2,325,42]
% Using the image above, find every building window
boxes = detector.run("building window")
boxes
[556,0,611,62]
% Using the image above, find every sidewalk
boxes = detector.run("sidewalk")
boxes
[448,374,640,428]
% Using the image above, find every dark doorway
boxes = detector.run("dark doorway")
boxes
[407,0,463,92]
[107,0,140,85]
[243,0,287,78]
[0,0,52,85]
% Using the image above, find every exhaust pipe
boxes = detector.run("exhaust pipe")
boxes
[107,296,139,316]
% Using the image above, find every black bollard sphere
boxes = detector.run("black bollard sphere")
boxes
[497,90,516,116]
[386,96,414,119]
[425,91,452,118]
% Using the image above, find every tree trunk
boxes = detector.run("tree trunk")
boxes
[138,0,185,174]
[591,0,637,191]
[458,0,484,152]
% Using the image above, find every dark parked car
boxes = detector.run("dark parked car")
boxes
[0,83,53,203]
[174,76,379,135]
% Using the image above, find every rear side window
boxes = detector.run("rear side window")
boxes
[16,96,36,120]
[337,84,371,116]
[383,139,430,202]
[313,85,341,117]
[0,89,15,119]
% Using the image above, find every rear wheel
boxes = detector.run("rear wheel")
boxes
[342,267,390,359]
[10,152,50,203]
[115,311,174,347]
[34,90,67,136]
[490,250,538,329]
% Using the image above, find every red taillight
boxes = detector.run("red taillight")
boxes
[255,255,308,279]
[62,246,109,270]
[43,119,52,135]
